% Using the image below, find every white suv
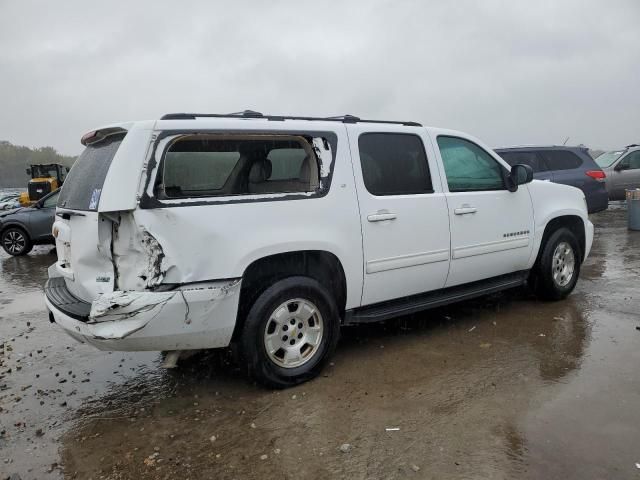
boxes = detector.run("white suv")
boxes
[45,112,593,387]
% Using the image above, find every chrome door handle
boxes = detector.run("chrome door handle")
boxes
[454,205,477,215]
[367,212,397,222]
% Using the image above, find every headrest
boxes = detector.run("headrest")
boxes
[249,159,272,183]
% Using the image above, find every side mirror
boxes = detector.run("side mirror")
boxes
[614,162,628,172]
[507,164,534,192]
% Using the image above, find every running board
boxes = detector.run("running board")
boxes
[343,271,529,325]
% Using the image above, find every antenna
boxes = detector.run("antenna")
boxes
[562,136,570,146]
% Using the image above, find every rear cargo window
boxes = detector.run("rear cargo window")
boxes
[57,133,125,211]
[539,150,582,170]
[158,135,319,198]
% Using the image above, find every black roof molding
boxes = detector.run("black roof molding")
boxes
[160,110,421,127]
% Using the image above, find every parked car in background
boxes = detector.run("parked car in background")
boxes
[495,146,608,213]
[595,144,640,200]
[0,193,20,210]
[45,113,592,387]
[0,189,58,255]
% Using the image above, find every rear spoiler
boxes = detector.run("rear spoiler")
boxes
[81,127,127,146]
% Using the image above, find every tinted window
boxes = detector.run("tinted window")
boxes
[498,151,549,172]
[57,133,125,211]
[539,150,582,170]
[437,136,505,192]
[160,135,319,198]
[358,133,432,196]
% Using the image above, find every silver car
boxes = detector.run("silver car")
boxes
[596,144,640,200]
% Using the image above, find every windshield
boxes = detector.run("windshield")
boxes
[595,150,624,168]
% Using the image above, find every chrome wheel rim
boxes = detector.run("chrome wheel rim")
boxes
[3,230,25,254]
[263,298,324,369]
[552,241,575,287]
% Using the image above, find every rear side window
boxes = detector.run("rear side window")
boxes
[57,133,125,211]
[539,150,582,170]
[158,135,319,198]
[437,136,505,192]
[498,151,549,172]
[358,133,432,196]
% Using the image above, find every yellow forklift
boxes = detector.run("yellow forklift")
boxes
[19,164,69,206]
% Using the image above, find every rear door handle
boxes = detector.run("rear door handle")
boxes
[367,212,397,222]
[454,205,477,215]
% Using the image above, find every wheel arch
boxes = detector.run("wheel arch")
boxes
[232,250,347,342]
[535,215,586,266]
[0,221,30,238]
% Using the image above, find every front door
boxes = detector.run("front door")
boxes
[348,126,451,306]
[30,191,58,241]
[435,135,534,287]
[611,151,640,199]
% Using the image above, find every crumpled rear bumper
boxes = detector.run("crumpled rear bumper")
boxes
[45,275,242,352]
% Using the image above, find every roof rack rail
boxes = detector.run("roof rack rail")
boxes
[160,111,422,127]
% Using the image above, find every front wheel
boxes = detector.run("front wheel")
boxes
[239,276,340,388]
[531,227,581,301]
[1,227,33,256]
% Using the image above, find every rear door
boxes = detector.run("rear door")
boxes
[435,135,534,287]
[497,150,553,182]
[54,133,127,302]
[348,126,450,306]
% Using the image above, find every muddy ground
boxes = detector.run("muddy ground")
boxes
[1,205,639,479]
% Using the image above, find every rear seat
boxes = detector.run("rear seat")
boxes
[248,157,317,193]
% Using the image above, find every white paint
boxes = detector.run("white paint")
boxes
[47,116,593,354]
[347,123,451,305]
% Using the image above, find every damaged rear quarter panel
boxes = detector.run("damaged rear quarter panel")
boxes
[126,124,362,309]
[77,280,242,349]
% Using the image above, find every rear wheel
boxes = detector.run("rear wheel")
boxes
[1,227,33,256]
[239,276,340,388]
[531,227,580,300]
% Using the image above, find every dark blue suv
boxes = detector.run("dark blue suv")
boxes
[495,146,608,213]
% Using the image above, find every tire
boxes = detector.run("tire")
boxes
[531,227,581,301]
[1,227,33,256]
[239,276,340,388]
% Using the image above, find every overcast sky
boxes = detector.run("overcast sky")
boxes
[1,0,638,155]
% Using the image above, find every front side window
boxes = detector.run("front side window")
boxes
[358,133,432,196]
[158,135,319,198]
[437,136,505,192]
[43,191,59,208]
[498,151,549,173]
[619,151,640,170]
